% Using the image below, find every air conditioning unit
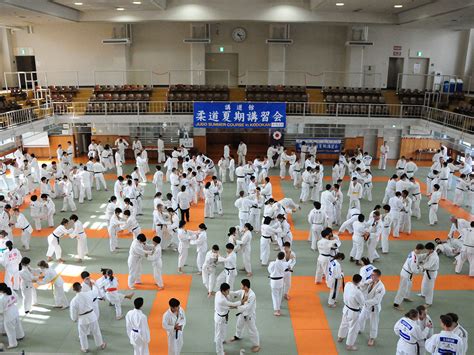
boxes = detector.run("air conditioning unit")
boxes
[266,39,293,44]
[266,24,293,45]
[102,24,132,45]
[183,38,211,44]
[345,41,374,46]
[184,23,211,44]
[102,38,131,45]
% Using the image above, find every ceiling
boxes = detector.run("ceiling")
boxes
[53,0,162,11]
[0,0,471,29]
[311,0,435,14]
[0,3,69,27]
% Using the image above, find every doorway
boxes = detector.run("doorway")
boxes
[15,55,37,89]
[406,58,429,90]
[387,57,404,90]
[205,53,238,87]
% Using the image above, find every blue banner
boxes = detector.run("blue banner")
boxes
[295,138,342,154]
[193,102,286,129]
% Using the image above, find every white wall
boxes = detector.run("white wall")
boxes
[11,23,127,86]
[208,22,269,85]
[6,22,469,88]
[129,22,190,85]
[366,26,468,88]
[286,24,347,86]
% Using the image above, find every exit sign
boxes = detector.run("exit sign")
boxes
[417,51,423,57]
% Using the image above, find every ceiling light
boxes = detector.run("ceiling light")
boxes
[394,4,403,8]
[74,2,83,5]
[132,1,142,4]
[116,7,125,11]
[336,2,345,6]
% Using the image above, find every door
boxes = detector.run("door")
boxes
[15,55,37,89]
[205,53,238,87]
[387,57,404,90]
[406,58,429,90]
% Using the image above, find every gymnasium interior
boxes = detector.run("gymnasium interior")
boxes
[0,0,473,354]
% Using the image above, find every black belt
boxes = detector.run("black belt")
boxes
[441,179,448,181]
[294,170,301,172]
[425,270,437,280]
[22,224,31,231]
[456,188,465,191]
[67,153,73,156]
[225,267,235,274]
[321,253,331,257]
[430,203,438,205]
[269,276,283,280]
[262,235,272,239]
[132,329,138,333]
[79,309,93,316]
[344,304,361,312]
[412,193,420,195]
[52,233,60,242]
[217,312,229,322]
[403,268,413,280]
[236,176,245,178]
[93,172,102,174]
[407,171,414,173]
[132,226,139,232]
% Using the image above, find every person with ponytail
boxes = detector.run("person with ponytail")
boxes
[69,214,88,263]
[101,269,134,320]
[19,257,38,314]
[46,218,74,263]
[226,227,238,246]
[0,282,24,349]
[105,196,118,221]
[36,260,69,309]
[3,240,22,291]
[236,223,254,277]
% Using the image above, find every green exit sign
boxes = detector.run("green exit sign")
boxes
[417,51,423,57]
[219,46,225,53]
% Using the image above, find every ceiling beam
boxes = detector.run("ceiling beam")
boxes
[0,0,80,22]
[150,0,167,10]
[81,1,396,24]
[398,0,474,25]
[310,0,326,10]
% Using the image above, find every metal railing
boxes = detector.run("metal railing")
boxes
[0,104,53,129]
[1,101,472,136]
[52,101,428,119]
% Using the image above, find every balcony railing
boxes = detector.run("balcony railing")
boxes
[0,104,53,129]
[53,101,427,118]
[0,101,472,136]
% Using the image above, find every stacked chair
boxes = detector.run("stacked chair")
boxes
[9,88,27,100]
[86,85,152,114]
[166,84,229,113]
[0,96,21,114]
[245,85,309,114]
[322,87,388,116]
[454,100,474,117]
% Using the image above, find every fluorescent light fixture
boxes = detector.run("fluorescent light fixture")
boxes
[336,2,345,6]
[394,4,403,8]
[116,7,125,11]
[74,2,83,5]
[132,1,142,4]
